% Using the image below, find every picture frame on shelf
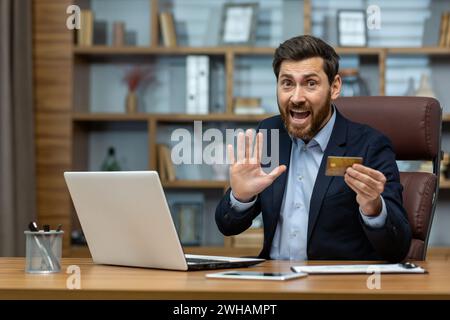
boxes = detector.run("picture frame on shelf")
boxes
[337,10,367,47]
[219,3,258,46]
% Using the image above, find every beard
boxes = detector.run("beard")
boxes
[278,92,332,141]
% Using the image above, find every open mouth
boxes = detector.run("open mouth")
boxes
[289,110,311,123]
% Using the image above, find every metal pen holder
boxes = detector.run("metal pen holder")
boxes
[24,230,64,274]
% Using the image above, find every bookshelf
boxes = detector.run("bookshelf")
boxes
[34,0,450,256]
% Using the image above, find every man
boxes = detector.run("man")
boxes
[215,35,411,262]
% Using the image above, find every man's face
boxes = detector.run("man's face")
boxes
[277,57,341,141]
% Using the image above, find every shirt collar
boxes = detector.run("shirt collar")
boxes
[292,104,336,152]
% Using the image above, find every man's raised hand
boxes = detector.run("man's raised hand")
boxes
[228,129,286,202]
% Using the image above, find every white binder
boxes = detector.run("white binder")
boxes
[186,55,209,114]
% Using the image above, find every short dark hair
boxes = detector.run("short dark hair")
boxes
[273,35,340,85]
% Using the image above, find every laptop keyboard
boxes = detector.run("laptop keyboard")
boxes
[186,257,227,264]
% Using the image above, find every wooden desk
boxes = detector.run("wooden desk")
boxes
[0,258,449,299]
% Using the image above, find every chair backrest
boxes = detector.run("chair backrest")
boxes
[334,96,442,260]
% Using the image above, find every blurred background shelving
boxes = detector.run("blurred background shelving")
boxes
[34,0,450,257]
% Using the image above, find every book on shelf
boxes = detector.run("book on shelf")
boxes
[438,12,450,47]
[157,144,167,181]
[113,21,125,46]
[234,97,261,108]
[234,107,265,115]
[197,56,209,114]
[77,10,93,46]
[164,145,176,181]
[233,97,264,115]
[186,55,210,114]
[125,30,137,46]
[157,144,176,181]
[447,13,450,48]
[159,12,177,47]
[93,20,107,45]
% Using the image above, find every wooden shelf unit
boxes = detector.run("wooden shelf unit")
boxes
[33,0,450,256]
[72,44,450,102]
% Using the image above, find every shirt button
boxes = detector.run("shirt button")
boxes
[298,175,303,181]
[295,203,302,209]
[302,146,307,151]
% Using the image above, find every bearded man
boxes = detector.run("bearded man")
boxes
[215,35,411,262]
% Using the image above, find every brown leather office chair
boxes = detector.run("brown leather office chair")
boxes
[335,96,442,260]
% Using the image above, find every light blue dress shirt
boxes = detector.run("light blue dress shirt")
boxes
[230,106,387,260]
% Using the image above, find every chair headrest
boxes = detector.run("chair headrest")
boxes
[335,96,442,160]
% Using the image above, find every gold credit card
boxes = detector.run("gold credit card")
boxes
[325,156,363,176]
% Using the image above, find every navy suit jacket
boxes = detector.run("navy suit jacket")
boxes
[215,109,412,262]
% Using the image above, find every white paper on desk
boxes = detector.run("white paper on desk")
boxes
[291,264,426,274]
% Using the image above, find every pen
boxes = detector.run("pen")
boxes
[50,224,63,247]
[44,225,62,271]
[42,224,58,270]
[48,224,63,271]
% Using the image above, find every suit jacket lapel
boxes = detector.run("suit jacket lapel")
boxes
[307,109,348,243]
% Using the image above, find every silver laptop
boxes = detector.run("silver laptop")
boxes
[64,171,264,271]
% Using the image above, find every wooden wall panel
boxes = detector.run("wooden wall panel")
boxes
[33,0,73,255]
